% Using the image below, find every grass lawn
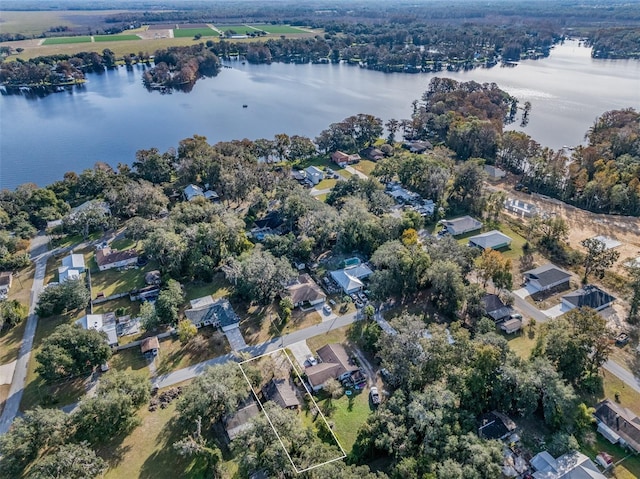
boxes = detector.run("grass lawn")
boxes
[278,309,322,336]
[501,323,539,359]
[110,237,139,251]
[580,429,640,479]
[316,178,337,190]
[315,193,328,202]
[0,319,28,365]
[89,262,156,299]
[21,310,89,411]
[217,25,255,34]
[183,273,230,302]
[248,24,308,34]
[94,34,141,42]
[312,388,373,451]
[99,400,209,479]
[352,160,377,176]
[155,329,230,375]
[43,36,92,45]
[8,262,35,306]
[92,297,140,317]
[109,347,151,380]
[307,325,351,353]
[496,222,529,261]
[173,27,218,38]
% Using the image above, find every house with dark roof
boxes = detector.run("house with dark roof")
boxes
[331,151,360,165]
[561,285,616,312]
[523,264,572,292]
[286,274,326,307]
[305,343,359,391]
[482,294,511,322]
[404,140,433,153]
[478,411,516,440]
[262,378,300,410]
[96,247,138,271]
[360,146,384,161]
[185,297,240,331]
[594,399,640,452]
[441,216,483,236]
[468,230,512,250]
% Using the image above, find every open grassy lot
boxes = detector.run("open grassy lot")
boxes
[42,36,92,45]
[500,323,538,359]
[173,27,218,38]
[156,329,230,375]
[99,399,209,479]
[94,34,141,42]
[0,10,131,36]
[0,263,35,364]
[248,24,309,34]
[90,262,157,299]
[20,310,88,411]
[183,273,230,302]
[109,347,151,381]
[216,24,255,34]
[352,160,377,176]
[307,324,351,353]
[312,387,372,451]
[315,178,338,190]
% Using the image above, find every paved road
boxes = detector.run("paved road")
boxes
[0,233,50,434]
[512,293,551,324]
[602,360,640,393]
[155,311,359,388]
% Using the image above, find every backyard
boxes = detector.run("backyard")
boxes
[155,329,230,375]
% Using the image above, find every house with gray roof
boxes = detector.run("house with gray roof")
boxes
[594,399,640,453]
[482,294,511,322]
[224,399,260,441]
[523,264,572,292]
[330,264,373,294]
[442,216,483,236]
[468,230,512,250]
[262,378,300,410]
[304,166,324,185]
[185,297,240,331]
[561,285,615,312]
[76,312,118,347]
[530,451,606,479]
[62,253,85,273]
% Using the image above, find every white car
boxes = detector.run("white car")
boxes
[370,386,381,405]
[306,355,318,366]
[323,304,332,314]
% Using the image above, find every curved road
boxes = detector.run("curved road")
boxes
[0,233,50,435]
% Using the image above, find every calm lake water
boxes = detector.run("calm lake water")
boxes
[0,40,639,190]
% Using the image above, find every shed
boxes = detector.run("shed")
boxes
[484,165,506,179]
[0,271,13,295]
[62,253,86,273]
[141,336,160,357]
[468,230,512,250]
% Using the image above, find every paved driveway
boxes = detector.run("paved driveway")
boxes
[542,304,568,319]
[224,327,248,351]
[288,340,313,368]
[513,285,539,298]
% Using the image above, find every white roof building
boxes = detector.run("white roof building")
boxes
[62,253,86,272]
[76,313,118,347]
[58,266,81,283]
[530,451,606,479]
[330,264,373,294]
[304,166,324,185]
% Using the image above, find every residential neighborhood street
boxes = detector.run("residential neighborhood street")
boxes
[0,233,50,435]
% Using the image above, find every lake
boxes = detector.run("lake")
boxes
[0,40,639,190]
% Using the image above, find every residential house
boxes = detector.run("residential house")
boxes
[441,216,483,236]
[304,166,324,185]
[62,253,86,273]
[594,399,640,452]
[468,230,512,250]
[331,151,360,165]
[224,399,260,441]
[185,297,240,331]
[183,184,219,202]
[505,198,538,218]
[523,264,572,293]
[286,274,326,307]
[0,271,12,298]
[141,336,160,358]
[387,183,420,203]
[262,378,300,410]
[484,164,506,179]
[76,312,118,347]
[360,146,384,161]
[58,266,81,283]
[561,285,615,312]
[330,264,373,294]
[404,140,433,153]
[70,200,110,218]
[96,247,138,271]
[305,343,359,391]
[529,451,606,479]
[501,318,522,334]
[482,294,511,322]
[478,411,516,440]
[251,211,284,241]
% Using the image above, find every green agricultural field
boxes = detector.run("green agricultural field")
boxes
[42,36,92,45]
[172,27,218,38]
[216,24,255,34]
[248,24,307,34]
[93,34,141,42]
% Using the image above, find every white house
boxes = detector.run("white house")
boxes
[468,230,512,250]
[330,264,373,294]
[304,166,324,185]
[442,216,483,236]
[95,247,138,271]
[530,451,606,479]
[62,253,86,272]
[58,266,80,283]
[76,312,118,347]
[504,198,538,217]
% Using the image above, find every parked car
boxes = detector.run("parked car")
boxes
[615,333,630,346]
[323,304,332,314]
[370,386,381,405]
[306,355,318,366]
[510,313,523,320]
